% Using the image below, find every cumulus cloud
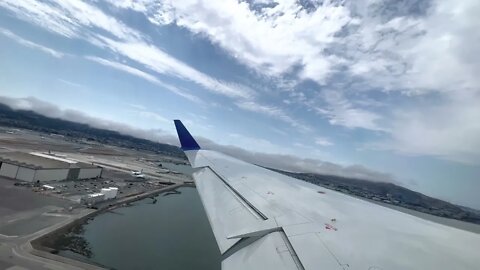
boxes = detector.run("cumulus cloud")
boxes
[0,96,396,183]
[101,0,480,165]
[111,0,352,83]
[1,0,479,165]
[341,0,480,163]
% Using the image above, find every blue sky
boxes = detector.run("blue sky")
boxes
[0,0,479,208]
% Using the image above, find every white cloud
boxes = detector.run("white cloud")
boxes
[236,100,310,131]
[0,95,396,183]
[86,56,158,83]
[134,110,169,124]
[122,0,353,83]
[57,79,84,88]
[0,28,65,58]
[128,104,147,111]
[0,0,253,100]
[198,138,396,183]
[85,56,201,103]
[225,133,288,155]
[379,94,480,164]
[0,0,78,38]
[0,95,173,142]
[108,0,480,164]
[2,0,480,165]
[315,137,333,147]
[96,38,254,99]
[127,104,171,125]
[315,90,386,131]
[342,0,480,163]
[104,0,150,12]
[0,0,144,41]
[0,0,309,137]
[337,0,480,97]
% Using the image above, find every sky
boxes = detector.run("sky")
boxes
[0,0,479,209]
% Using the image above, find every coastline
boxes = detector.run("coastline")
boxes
[28,183,190,270]
[22,180,480,269]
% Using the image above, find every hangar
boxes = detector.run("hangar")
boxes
[0,152,102,182]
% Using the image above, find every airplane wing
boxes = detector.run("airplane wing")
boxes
[173,120,480,270]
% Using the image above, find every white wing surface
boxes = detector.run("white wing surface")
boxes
[174,120,480,270]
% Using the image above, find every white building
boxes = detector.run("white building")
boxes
[42,184,55,190]
[82,193,105,205]
[100,187,118,200]
[0,152,103,182]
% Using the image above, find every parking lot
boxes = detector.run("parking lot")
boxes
[0,177,73,236]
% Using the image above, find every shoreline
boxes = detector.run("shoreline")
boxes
[23,180,479,269]
[29,182,191,270]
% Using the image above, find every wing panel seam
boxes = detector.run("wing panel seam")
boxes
[199,153,269,220]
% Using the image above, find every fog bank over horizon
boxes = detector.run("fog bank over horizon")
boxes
[0,95,397,184]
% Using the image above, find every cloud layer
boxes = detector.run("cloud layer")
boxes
[108,0,480,164]
[0,96,395,183]
[2,0,479,165]
[0,0,310,131]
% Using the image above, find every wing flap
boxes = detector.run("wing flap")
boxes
[222,232,300,270]
[193,166,264,253]
[286,232,344,270]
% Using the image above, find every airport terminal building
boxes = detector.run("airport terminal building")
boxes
[0,152,102,182]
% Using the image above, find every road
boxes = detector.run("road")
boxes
[0,181,185,270]
[0,208,104,270]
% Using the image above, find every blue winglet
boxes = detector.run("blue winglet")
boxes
[174,120,201,151]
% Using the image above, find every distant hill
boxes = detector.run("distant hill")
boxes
[269,168,480,225]
[0,103,184,158]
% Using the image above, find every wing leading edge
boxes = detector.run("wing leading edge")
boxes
[173,120,480,270]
